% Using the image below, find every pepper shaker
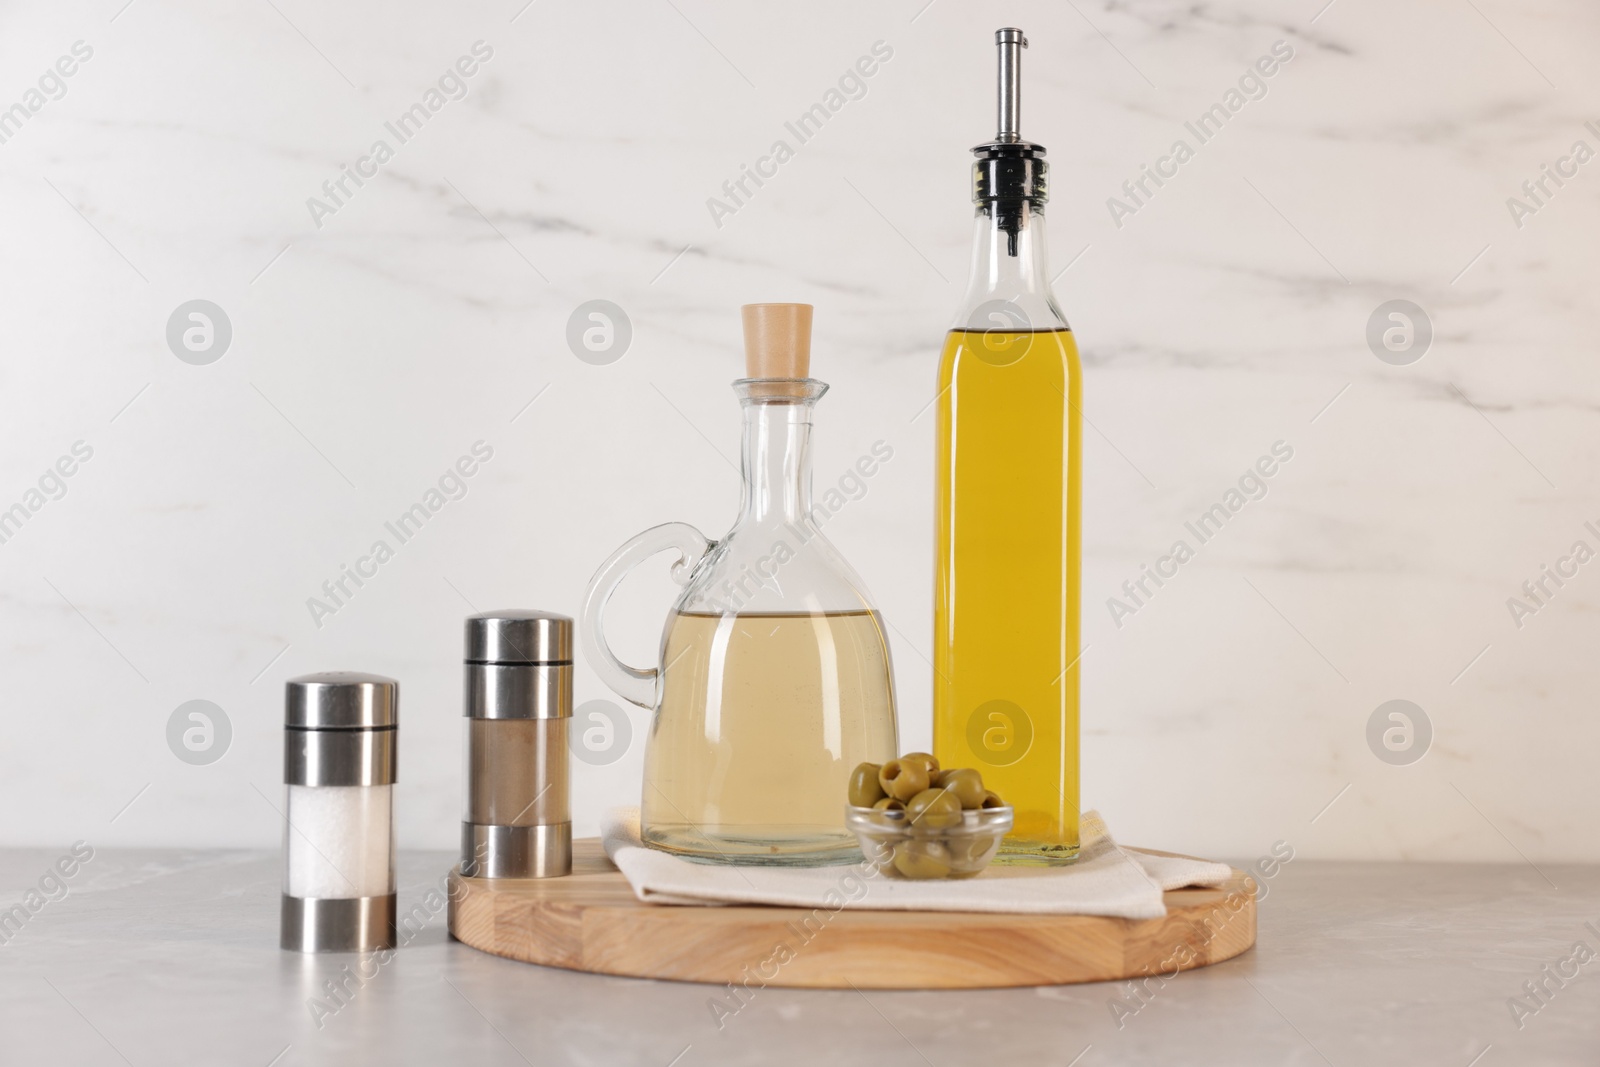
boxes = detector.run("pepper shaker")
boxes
[280,672,398,952]
[462,610,572,878]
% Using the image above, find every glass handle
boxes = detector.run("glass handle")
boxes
[580,522,712,709]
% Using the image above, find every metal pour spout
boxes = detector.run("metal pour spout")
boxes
[971,27,1047,257]
[996,27,1027,143]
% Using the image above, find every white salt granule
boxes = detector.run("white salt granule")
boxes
[284,784,393,898]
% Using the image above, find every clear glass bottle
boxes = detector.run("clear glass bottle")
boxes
[933,29,1082,864]
[583,304,898,865]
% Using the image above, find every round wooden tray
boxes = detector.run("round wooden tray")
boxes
[447,840,1255,989]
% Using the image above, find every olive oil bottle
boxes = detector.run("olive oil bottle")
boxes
[933,29,1082,863]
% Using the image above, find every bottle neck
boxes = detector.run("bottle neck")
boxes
[954,202,1069,331]
[737,398,816,526]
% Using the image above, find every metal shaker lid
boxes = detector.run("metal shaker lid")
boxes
[465,610,572,664]
[285,672,398,729]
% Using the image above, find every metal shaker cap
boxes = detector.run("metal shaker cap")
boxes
[465,610,572,664]
[286,672,398,729]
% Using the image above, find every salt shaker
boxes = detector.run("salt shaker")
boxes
[280,672,398,952]
[462,610,572,878]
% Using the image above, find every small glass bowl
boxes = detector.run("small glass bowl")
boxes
[846,804,1014,880]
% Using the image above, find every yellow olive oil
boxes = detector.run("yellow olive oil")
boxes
[933,327,1082,862]
[644,609,897,863]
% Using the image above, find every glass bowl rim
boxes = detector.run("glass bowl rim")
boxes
[845,803,1014,836]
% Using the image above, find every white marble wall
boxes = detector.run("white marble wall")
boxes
[1,0,1594,864]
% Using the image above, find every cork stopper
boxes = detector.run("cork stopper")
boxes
[741,304,812,380]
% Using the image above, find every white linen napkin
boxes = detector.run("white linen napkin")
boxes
[600,808,1234,920]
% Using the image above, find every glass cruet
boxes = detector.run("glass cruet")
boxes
[933,28,1082,865]
[581,303,899,865]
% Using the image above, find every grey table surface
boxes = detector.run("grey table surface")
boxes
[0,848,1596,1067]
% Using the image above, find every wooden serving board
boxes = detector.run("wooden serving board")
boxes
[447,840,1255,989]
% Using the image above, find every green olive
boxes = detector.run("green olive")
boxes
[905,787,963,831]
[980,790,1006,810]
[892,840,952,880]
[901,751,940,775]
[879,758,930,802]
[938,768,986,809]
[848,762,886,807]
[949,835,997,867]
[872,796,905,812]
